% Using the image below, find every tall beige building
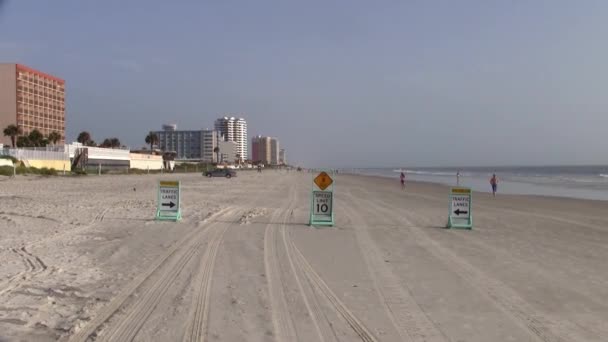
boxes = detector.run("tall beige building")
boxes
[0,63,66,146]
[252,135,280,165]
[251,135,271,164]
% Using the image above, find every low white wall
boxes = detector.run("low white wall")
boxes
[129,153,163,170]
[3,148,68,161]
[67,144,130,161]
[0,159,13,167]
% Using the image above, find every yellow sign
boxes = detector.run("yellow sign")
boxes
[451,187,471,194]
[160,181,179,187]
[314,172,333,190]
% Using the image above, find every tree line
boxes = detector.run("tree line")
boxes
[74,131,122,148]
[76,131,159,152]
[2,124,61,147]
[4,124,160,154]
[4,125,253,163]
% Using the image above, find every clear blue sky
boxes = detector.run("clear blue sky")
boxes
[1,0,607,167]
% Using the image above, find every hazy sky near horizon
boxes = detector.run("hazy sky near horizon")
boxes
[1,0,607,167]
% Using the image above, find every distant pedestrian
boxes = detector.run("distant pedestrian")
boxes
[490,174,498,197]
[456,171,461,186]
[400,172,406,190]
[257,165,262,173]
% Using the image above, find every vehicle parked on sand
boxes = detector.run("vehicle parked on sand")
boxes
[204,169,237,178]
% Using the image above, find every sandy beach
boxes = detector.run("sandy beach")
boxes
[0,172,607,341]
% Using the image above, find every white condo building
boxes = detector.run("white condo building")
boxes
[215,116,247,162]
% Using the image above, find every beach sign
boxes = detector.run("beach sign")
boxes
[314,171,333,190]
[447,187,472,229]
[156,180,182,221]
[310,171,334,226]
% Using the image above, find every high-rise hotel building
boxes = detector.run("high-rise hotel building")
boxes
[0,64,66,145]
[214,116,247,162]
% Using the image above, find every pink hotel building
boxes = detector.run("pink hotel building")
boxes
[0,63,66,146]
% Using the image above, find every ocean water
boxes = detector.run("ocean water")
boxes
[346,166,608,201]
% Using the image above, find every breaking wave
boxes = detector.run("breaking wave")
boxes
[393,169,461,176]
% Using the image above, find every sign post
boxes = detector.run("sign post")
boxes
[156,180,182,221]
[309,171,334,227]
[447,187,472,229]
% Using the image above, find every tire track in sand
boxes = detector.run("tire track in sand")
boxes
[266,183,362,342]
[181,211,234,342]
[343,190,448,342]
[98,208,240,342]
[1,207,122,320]
[282,226,378,342]
[0,247,49,297]
[361,194,585,342]
[271,184,377,342]
[68,207,233,342]
[275,185,339,342]
[263,204,299,341]
[0,206,81,298]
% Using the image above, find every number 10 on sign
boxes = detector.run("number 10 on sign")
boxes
[313,191,332,215]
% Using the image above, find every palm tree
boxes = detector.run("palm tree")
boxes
[145,132,159,154]
[3,124,22,148]
[77,131,92,145]
[213,146,220,163]
[16,136,31,148]
[47,131,62,146]
[100,138,112,148]
[110,137,121,148]
[101,137,121,148]
[28,129,44,147]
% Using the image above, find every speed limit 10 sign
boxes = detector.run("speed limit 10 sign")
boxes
[313,191,332,215]
[310,171,335,227]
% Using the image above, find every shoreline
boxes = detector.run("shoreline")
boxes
[342,174,608,219]
[347,170,608,202]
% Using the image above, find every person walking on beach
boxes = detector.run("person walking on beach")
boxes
[456,171,461,186]
[490,174,498,197]
[400,171,406,190]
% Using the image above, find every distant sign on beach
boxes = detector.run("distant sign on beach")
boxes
[310,171,334,227]
[448,187,472,229]
[156,180,182,221]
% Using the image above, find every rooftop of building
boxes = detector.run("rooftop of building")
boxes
[218,116,246,121]
[4,63,66,84]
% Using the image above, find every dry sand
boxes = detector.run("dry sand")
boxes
[0,172,607,341]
